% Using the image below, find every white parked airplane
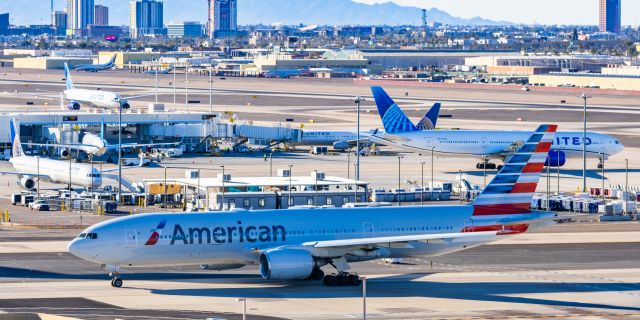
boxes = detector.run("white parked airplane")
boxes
[50,63,151,110]
[69,124,563,288]
[74,54,117,72]
[369,86,624,169]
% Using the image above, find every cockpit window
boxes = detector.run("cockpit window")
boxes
[87,233,98,239]
[78,233,87,238]
[615,140,619,144]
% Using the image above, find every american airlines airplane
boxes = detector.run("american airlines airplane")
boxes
[369,87,624,169]
[73,54,117,72]
[59,63,150,110]
[0,120,103,189]
[69,124,562,288]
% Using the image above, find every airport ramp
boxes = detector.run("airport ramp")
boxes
[102,174,139,193]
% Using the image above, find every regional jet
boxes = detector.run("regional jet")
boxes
[69,124,564,288]
[73,54,117,72]
[369,86,624,170]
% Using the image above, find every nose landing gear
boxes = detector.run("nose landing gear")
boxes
[110,273,123,288]
[104,264,123,288]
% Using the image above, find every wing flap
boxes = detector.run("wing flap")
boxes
[303,231,497,248]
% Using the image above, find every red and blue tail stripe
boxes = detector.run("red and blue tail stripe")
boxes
[145,219,168,246]
[472,124,557,216]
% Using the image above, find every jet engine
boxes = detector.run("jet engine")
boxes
[332,141,349,150]
[199,263,245,271]
[67,101,81,110]
[259,248,315,280]
[59,148,70,159]
[545,150,566,167]
[19,177,35,190]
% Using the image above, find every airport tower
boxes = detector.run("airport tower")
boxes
[599,0,621,33]
[130,0,164,38]
[94,4,109,26]
[207,0,237,38]
[67,0,95,35]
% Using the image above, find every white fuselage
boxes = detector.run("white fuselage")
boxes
[67,206,544,268]
[295,130,372,147]
[64,88,122,109]
[10,155,102,188]
[371,130,624,159]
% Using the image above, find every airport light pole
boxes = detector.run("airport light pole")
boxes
[546,164,550,211]
[421,161,425,205]
[581,93,590,192]
[354,97,364,182]
[397,155,403,206]
[431,147,434,201]
[185,64,189,111]
[117,104,122,206]
[269,152,273,177]
[68,150,72,212]
[220,165,225,210]
[173,65,176,106]
[36,157,40,197]
[288,164,293,208]
[163,166,167,212]
[482,155,487,188]
[197,168,201,210]
[236,298,247,320]
[361,276,367,320]
[154,59,158,102]
[625,159,629,191]
[209,63,213,114]
[601,153,605,203]
[314,169,318,207]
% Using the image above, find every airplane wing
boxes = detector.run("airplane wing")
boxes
[302,231,497,249]
[23,142,98,149]
[0,171,52,180]
[107,141,181,150]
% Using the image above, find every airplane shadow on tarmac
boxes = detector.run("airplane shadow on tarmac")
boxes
[146,273,640,313]
[452,168,640,181]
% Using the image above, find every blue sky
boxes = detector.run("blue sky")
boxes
[354,0,640,25]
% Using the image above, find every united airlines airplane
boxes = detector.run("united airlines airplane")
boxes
[369,87,624,169]
[73,54,117,72]
[69,124,562,288]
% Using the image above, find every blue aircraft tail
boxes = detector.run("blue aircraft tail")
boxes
[9,119,24,158]
[416,103,441,130]
[107,54,117,66]
[371,86,419,134]
[64,63,74,90]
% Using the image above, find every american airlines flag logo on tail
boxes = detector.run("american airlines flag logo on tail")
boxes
[471,124,557,216]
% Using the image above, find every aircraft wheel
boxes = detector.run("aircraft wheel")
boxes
[311,268,324,280]
[323,275,337,287]
[347,274,361,286]
[597,163,603,169]
[111,277,123,288]
[496,165,503,171]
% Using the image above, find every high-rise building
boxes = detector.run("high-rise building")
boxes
[0,13,9,36]
[94,4,109,26]
[53,11,68,36]
[130,0,164,38]
[67,0,95,34]
[207,0,237,38]
[167,22,203,38]
[599,0,621,33]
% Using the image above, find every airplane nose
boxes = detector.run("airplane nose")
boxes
[68,238,91,260]
[67,238,81,256]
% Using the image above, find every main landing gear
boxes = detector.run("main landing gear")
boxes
[476,161,498,170]
[323,272,361,287]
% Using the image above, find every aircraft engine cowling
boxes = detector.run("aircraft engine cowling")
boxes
[199,263,245,271]
[120,101,131,109]
[332,141,349,150]
[68,101,81,110]
[19,177,35,189]
[259,248,315,280]
[59,149,70,159]
[545,150,566,167]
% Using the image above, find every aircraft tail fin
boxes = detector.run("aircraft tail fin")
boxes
[64,63,74,90]
[371,86,419,134]
[416,103,441,130]
[471,124,557,216]
[108,54,117,66]
[10,118,24,158]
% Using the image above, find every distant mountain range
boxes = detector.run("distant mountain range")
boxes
[2,0,509,27]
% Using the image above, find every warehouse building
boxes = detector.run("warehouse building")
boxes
[529,73,640,91]
[13,57,93,69]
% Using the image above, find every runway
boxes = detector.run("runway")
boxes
[0,225,638,319]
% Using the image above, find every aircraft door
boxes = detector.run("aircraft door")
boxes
[363,222,374,238]
[125,229,138,248]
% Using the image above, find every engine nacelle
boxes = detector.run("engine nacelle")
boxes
[199,263,245,271]
[121,101,131,109]
[59,149,70,159]
[545,150,566,167]
[19,177,35,190]
[259,248,315,280]
[67,101,81,110]
[332,141,349,150]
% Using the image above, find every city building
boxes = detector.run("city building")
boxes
[167,22,203,38]
[599,0,621,34]
[0,13,8,35]
[207,0,237,38]
[67,0,95,35]
[94,4,109,26]
[130,0,165,38]
[52,11,68,36]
